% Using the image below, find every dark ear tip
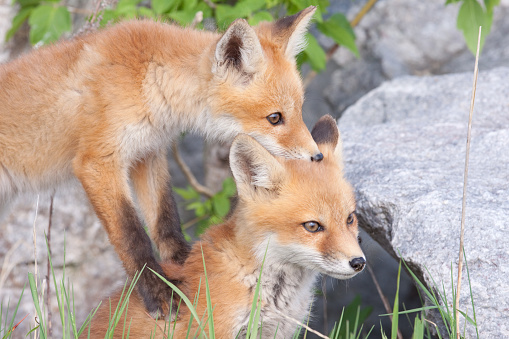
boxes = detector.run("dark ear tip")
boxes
[311,115,339,146]
[318,115,336,125]
[228,18,250,29]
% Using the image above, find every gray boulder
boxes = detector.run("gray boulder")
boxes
[317,0,509,120]
[339,67,509,338]
[0,189,125,338]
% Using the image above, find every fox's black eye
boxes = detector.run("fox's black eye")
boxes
[303,221,323,233]
[347,213,355,225]
[267,112,283,125]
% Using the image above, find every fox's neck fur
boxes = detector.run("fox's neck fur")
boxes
[111,21,241,143]
[191,214,319,338]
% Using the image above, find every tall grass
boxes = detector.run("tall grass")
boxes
[1,236,479,339]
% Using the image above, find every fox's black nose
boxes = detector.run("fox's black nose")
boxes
[311,152,323,162]
[349,257,366,272]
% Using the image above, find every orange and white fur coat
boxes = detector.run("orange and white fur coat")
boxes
[85,116,366,338]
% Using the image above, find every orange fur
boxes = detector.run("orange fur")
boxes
[0,8,320,315]
[86,116,365,338]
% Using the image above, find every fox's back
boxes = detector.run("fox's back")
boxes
[0,21,217,193]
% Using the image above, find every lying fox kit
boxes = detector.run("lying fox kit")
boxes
[0,7,321,315]
[86,115,366,338]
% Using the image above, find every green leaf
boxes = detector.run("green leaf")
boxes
[100,9,118,25]
[137,6,156,18]
[195,204,206,217]
[5,6,33,42]
[445,0,461,4]
[151,0,179,15]
[288,0,313,13]
[208,215,222,225]
[194,1,213,18]
[174,186,200,200]
[17,0,42,7]
[168,9,198,25]
[182,0,197,10]
[484,0,500,13]
[216,0,262,29]
[300,33,326,72]
[28,5,71,45]
[212,194,230,218]
[186,201,203,211]
[195,219,211,235]
[215,4,240,29]
[313,0,330,23]
[221,177,237,197]
[457,0,492,54]
[248,11,273,25]
[316,13,359,57]
[237,0,265,14]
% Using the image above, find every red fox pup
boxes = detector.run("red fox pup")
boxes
[86,115,366,338]
[0,7,322,315]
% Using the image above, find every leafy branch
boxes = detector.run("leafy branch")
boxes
[446,0,500,54]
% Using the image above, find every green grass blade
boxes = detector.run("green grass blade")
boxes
[412,315,424,339]
[44,234,65,332]
[105,268,143,338]
[379,305,438,316]
[169,297,182,338]
[246,241,269,338]
[201,246,215,338]
[391,261,401,339]
[148,268,208,339]
[450,262,457,336]
[186,279,201,339]
[28,272,46,339]
[77,301,102,337]
[3,284,25,339]
[463,248,479,338]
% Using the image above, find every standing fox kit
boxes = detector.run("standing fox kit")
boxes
[86,116,366,338]
[0,8,322,315]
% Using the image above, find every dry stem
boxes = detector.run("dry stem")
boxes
[274,308,330,339]
[455,26,481,339]
[46,195,54,338]
[367,265,403,339]
[32,195,40,339]
[190,11,203,28]
[0,239,23,291]
[171,140,214,198]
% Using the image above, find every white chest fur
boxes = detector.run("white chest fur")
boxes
[234,263,318,338]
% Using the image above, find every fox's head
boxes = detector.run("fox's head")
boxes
[230,115,365,279]
[208,6,322,162]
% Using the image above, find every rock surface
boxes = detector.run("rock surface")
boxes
[0,188,126,338]
[338,67,509,338]
[305,0,509,122]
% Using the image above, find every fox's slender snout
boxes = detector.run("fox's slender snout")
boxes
[349,257,366,272]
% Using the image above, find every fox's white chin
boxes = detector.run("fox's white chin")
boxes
[326,271,362,280]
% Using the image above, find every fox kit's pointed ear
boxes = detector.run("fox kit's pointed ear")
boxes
[213,19,264,84]
[311,115,344,170]
[273,6,316,59]
[230,134,284,197]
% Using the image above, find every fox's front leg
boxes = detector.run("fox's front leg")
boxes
[131,151,191,264]
[73,154,175,316]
